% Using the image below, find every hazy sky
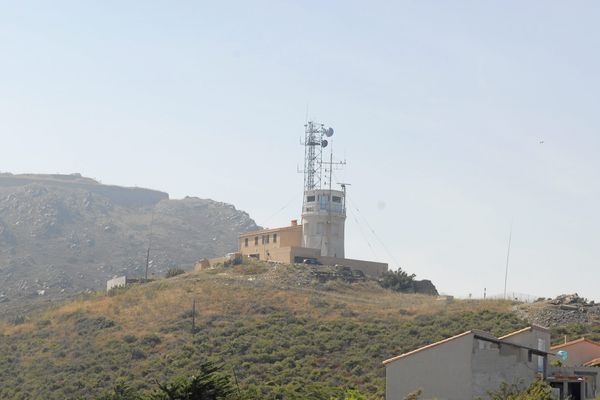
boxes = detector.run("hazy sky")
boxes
[2,1,599,300]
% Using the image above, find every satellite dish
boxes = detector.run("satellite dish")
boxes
[321,139,328,148]
[326,127,334,137]
[557,350,568,361]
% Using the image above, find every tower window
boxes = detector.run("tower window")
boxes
[273,233,277,243]
[306,195,315,202]
[332,196,342,203]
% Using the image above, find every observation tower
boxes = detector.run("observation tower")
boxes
[300,121,346,258]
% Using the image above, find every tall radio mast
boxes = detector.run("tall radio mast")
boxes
[300,121,346,258]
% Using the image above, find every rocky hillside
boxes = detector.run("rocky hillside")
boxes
[0,173,259,316]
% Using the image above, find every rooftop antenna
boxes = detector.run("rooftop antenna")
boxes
[337,182,351,213]
[503,223,513,300]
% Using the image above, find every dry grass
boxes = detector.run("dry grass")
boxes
[1,263,513,338]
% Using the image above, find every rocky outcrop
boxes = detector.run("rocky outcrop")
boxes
[412,279,439,296]
[0,173,260,316]
[517,293,600,327]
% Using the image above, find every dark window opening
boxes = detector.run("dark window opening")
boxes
[273,233,277,243]
[306,195,315,202]
[332,196,342,203]
[244,238,248,247]
[254,236,259,245]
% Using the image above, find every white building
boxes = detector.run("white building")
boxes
[384,325,600,400]
[301,188,346,258]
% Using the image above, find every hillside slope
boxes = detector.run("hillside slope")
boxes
[0,260,526,400]
[0,173,259,316]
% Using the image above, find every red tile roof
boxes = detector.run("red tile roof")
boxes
[551,337,600,350]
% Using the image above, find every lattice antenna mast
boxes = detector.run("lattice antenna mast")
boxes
[302,121,325,192]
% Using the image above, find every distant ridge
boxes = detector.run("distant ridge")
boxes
[0,173,168,207]
[0,173,259,316]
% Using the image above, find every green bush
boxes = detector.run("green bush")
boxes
[165,268,185,278]
[486,380,554,400]
[379,269,416,292]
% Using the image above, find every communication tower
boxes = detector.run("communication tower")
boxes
[300,121,346,258]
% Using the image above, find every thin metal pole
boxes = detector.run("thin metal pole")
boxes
[145,209,155,282]
[191,298,196,333]
[503,224,513,300]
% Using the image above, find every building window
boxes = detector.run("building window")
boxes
[306,195,315,202]
[265,235,269,244]
[332,196,342,203]
[255,236,258,245]
[244,238,248,247]
[273,233,277,243]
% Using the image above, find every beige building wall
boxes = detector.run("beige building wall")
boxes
[238,222,302,261]
[550,340,600,367]
[385,332,474,400]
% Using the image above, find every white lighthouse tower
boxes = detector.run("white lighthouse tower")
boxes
[301,121,346,258]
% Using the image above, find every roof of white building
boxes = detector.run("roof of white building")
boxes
[383,326,553,366]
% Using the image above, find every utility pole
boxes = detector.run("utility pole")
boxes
[191,298,196,334]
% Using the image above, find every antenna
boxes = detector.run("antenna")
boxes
[337,182,351,212]
[300,120,348,258]
[300,122,343,193]
[503,223,513,300]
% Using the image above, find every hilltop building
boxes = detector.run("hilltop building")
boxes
[237,121,387,277]
[384,325,600,400]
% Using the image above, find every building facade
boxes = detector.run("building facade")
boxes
[238,220,388,277]
[301,188,346,258]
[384,325,599,400]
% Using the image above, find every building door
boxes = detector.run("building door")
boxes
[567,382,582,400]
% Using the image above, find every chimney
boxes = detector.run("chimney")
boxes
[291,219,298,226]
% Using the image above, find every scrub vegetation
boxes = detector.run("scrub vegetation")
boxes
[0,260,526,399]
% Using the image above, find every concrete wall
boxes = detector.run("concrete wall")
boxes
[551,341,600,367]
[316,255,388,277]
[501,327,551,351]
[107,276,127,291]
[500,326,551,375]
[385,333,473,400]
[302,189,346,258]
[471,338,540,398]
